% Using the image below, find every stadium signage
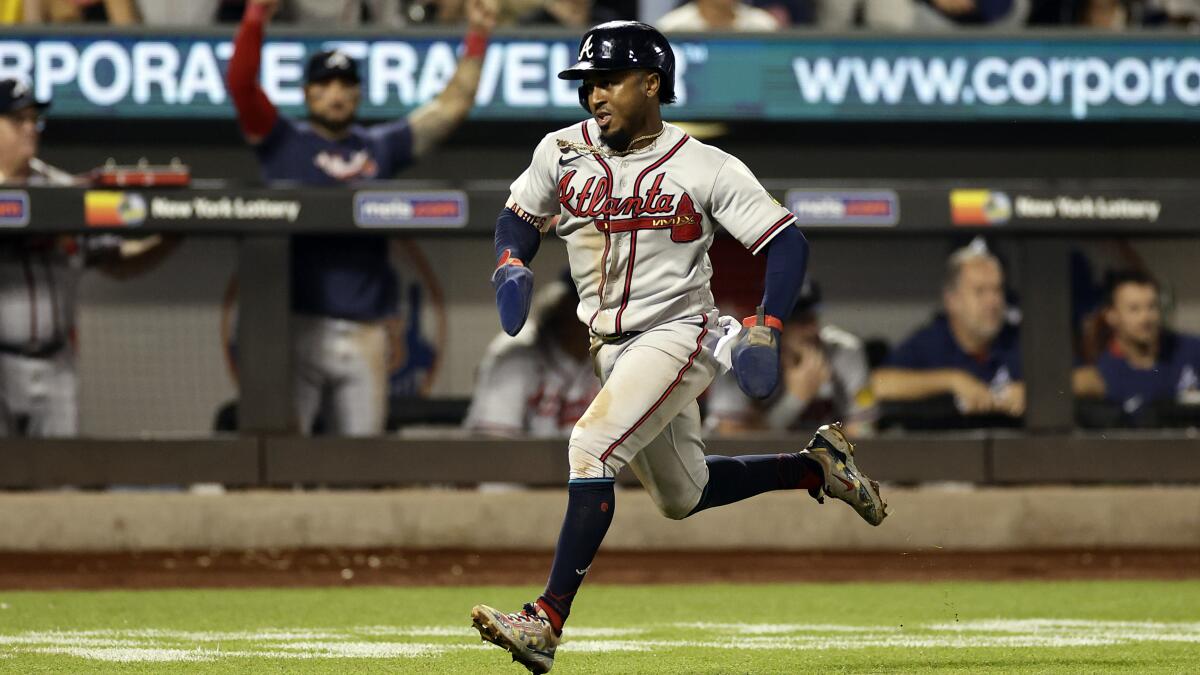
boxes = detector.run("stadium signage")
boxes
[84,190,145,227]
[0,191,30,227]
[0,33,1198,121]
[149,195,301,221]
[1012,195,1161,222]
[353,191,468,228]
[786,189,898,226]
[950,188,1163,226]
[950,189,1011,226]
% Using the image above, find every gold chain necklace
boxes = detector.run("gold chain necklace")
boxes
[556,124,667,159]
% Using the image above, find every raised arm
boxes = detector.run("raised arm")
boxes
[407,0,497,158]
[226,0,281,145]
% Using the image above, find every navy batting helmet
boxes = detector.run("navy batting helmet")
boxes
[557,21,676,112]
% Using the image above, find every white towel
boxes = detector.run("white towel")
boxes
[711,315,743,373]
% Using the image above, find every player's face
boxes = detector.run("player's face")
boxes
[304,78,361,133]
[0,107,40,167]
[583,69,658,151]
[945,258,1006,343]
[1106,282,1161,347]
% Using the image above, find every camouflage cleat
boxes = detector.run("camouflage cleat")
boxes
[471,602,559,674]
[800,422,889,526]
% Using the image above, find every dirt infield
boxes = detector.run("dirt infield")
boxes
[0,549,1196,590]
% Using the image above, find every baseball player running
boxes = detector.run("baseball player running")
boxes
[470,21,888,674]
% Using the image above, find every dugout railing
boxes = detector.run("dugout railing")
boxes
[2,180,1198,488]
[2,433,1200,488]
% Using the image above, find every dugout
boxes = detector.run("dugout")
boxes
[3,27,1200,488]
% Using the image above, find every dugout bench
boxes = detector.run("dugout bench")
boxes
[2,179,1199,488]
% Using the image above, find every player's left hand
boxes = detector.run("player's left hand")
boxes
[492,259,534,336]
[731,308,782,399]
[466,0,498,33]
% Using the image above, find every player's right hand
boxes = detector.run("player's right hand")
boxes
[492,255,534,336]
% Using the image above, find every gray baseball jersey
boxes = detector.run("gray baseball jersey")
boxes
[0,161,92,437]
[508,121,796,337]
[507,120,801,514]
[465,337,601,438]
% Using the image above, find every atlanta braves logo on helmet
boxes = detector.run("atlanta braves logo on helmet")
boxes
[325,51,352,69]
[579,35,594,60]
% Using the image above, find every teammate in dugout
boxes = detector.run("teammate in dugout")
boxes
[1074,269,1200,414]
[706,280,878,437]
[469,22,888,674]
[0,78,178,437]
[227,0,496,435]
[465,275,601,438]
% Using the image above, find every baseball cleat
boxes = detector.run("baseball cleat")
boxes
[471,602,559,674]
[799,422,888,526]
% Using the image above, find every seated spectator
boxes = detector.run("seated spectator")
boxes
[518,0,620,27]
[1074,270,1200,414]
[1080,0,1129,26]
[276,0,363,24]
[464,277,600,438]
[135,0,221,24]
[815,0,915,29]
[871,240,1024,421]
[752,0,813,26]
[657,0,781,31]
[1044,0,1200,29]
[912,0,1030,28]
[233,0,410,25]
[1152,0,1200,26]
[708,281,876,437]
[22,0,138,23]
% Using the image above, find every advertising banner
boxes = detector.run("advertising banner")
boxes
[1,32,1197,121]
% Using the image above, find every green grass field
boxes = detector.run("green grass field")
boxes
[0,581,1197,673]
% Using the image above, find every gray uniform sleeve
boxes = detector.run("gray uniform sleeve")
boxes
[506,133,562,221]
[708,156,797,255]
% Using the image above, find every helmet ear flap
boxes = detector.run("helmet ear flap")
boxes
[657,71,675,104]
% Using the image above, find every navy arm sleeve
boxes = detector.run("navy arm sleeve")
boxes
[494,207,543,264]
[760,225,809,319]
